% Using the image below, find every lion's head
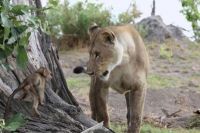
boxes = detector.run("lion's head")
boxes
[83,24,124,80]
[74,24,125,80]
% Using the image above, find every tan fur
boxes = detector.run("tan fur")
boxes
[86,24,149,133]
[4,67,52,120]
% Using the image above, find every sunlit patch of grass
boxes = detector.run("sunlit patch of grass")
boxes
[189,50,200,59]
[188,116,200,129]
[188,42,200,59]
[110,122,127,133]
[159,44,173,60]
[147,74,181,89]
[141,124,199,133]
[67,75,90,95]
[141,124,174,133]
[188,42,200,50]
[110,122,200,133]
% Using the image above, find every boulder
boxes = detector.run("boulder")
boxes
[137,15,189,43]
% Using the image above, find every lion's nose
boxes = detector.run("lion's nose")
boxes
[73,66,85,74]
[102,70,109,76]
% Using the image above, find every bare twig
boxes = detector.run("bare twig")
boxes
[161,108,182,118]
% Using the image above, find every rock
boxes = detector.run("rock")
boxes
[137,15,189,43]
[167,24,186,40]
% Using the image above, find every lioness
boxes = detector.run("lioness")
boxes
[74,24,149,133]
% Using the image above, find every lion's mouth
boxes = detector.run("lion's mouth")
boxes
[87,71,94,76]
[99,70,110,80]
[74,66,109,79]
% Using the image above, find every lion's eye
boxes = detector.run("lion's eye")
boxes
[94,51,100,58]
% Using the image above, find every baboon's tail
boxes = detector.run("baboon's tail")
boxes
[4,87,22,121]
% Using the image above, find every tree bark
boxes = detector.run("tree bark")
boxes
[0,0,98,132]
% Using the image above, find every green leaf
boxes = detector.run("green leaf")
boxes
[1,12,12,27]
[19,32,30,46]
[16,45,28,69]
[7,27,20,44]
[3,27,10,44]
[2,0,10,11]
[4,45,13,57]
[15,25,28,35]
[5,113,26,131]
[0,45,14,61]
[27,16,38,27]
[0,118,5,129]
[7,36,17,44]
[0,44,4,49]
[49,0,59,6]
[0,48,6,60]
[11,4,29,15]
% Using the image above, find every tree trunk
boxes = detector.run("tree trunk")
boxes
[0,0,98,132]
[151,0,156,16]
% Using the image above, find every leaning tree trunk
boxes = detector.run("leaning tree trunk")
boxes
[0,0,97,132]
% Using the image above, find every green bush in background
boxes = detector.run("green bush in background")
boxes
[181,0,200,42]
[46,0,112,39]
[46,0,140,39]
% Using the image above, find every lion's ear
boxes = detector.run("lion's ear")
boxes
[88,23,100,36]
[102,31,115,45]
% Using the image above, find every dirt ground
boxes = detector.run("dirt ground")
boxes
[59,41,200,127]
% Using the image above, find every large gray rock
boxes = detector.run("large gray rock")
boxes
[137,15,188,43]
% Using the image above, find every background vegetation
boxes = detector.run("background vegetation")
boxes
[46,0,140,39]
[181,0,200,42]
[0,0,48,68]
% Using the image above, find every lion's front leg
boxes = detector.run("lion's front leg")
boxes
[89,87,97,120]
[125,92,130,125]
[89,77,110,127]
[128,83,146,133]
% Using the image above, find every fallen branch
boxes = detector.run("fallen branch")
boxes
[161,108,181,118]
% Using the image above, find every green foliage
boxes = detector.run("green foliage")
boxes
[0,114,26,132]
[0,119,5,131]
[110,122,200,133]
[181,0,200,41]
[46,0,143,39]
[141,124,174,133]
[189,116,200,128]
[46,0,112,39]
[110,122,127,132]
[45,0,63,38]
[118,3,141,24]
[0,0,48,68]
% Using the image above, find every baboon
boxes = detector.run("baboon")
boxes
[4,67,52,120]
